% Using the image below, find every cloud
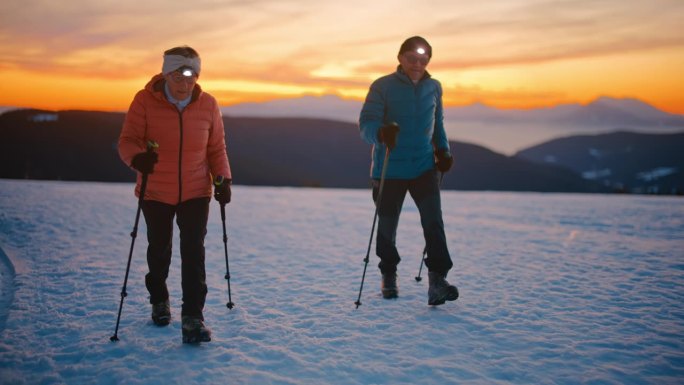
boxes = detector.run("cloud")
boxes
[427,0,684,68]
[1,0,682,112]
[4,0,681,77]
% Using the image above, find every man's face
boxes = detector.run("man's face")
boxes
[164,68,198,100]
[398,50,430,81]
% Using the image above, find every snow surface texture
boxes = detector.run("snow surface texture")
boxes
[0,179,683,384]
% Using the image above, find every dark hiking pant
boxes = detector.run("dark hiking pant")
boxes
[141,197,210,320]
[373,170,453,276]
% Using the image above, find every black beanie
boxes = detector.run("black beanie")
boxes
[399,36,432,58]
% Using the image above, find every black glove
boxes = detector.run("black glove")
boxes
[214,176,232,205]
[435,150,453,173]
[378,123,400,151]
[131,151,158,174]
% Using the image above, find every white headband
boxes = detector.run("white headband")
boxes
[162,55,201,76]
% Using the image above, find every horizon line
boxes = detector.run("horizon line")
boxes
[2,94,684,116]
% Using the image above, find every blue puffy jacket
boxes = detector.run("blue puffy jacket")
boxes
[359,66,450,179]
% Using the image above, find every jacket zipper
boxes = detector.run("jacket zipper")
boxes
[177,110,184,204]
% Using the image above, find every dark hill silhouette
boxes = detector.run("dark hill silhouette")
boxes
[0,109,608,193]
[445,141,602,192]
[0,110,131,181]
[515,131,684,194]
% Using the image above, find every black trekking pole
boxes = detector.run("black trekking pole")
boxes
[414,171,445,282]
[215,176,235,309]
[355,147,391,309]
[110,141,158,342]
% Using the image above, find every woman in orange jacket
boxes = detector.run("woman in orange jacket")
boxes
[118,45,231,343]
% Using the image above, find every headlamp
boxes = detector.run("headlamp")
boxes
[416,47,426,55]
[178,66,196,77]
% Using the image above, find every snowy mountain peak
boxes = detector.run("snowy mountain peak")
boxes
[588,96,676,121]
[220,94,684,129]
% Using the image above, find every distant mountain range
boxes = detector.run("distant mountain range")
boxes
[445,96,684,127]
[0,109,681,194]
[223,95,684,155]
[223,95,684,128]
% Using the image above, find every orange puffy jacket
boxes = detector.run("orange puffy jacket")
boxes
[118,74,231,205]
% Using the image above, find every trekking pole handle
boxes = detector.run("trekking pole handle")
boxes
[214,175,226,186]
[214,175,228,218]
[137,141,158,202]
[146,140,159,152]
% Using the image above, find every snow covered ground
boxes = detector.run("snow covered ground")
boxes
[0,179,682,385]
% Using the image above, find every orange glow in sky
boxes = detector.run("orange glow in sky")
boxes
[1,0,683,114]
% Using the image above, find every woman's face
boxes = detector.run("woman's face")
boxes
[164,69,198,101]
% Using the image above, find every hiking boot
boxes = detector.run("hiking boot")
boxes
[182,316,211,344]
[428,272,459,306]
[151,300,171,326]
[381,273,398,299]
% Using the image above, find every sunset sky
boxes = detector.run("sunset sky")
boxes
[1,0,683,114]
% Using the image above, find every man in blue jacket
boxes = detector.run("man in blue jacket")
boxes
[359,36,459,306]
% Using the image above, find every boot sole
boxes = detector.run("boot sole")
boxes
[382,288,398,299]
[182,330,211,344]
[152,315,171,326]
[428,288,459,306]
